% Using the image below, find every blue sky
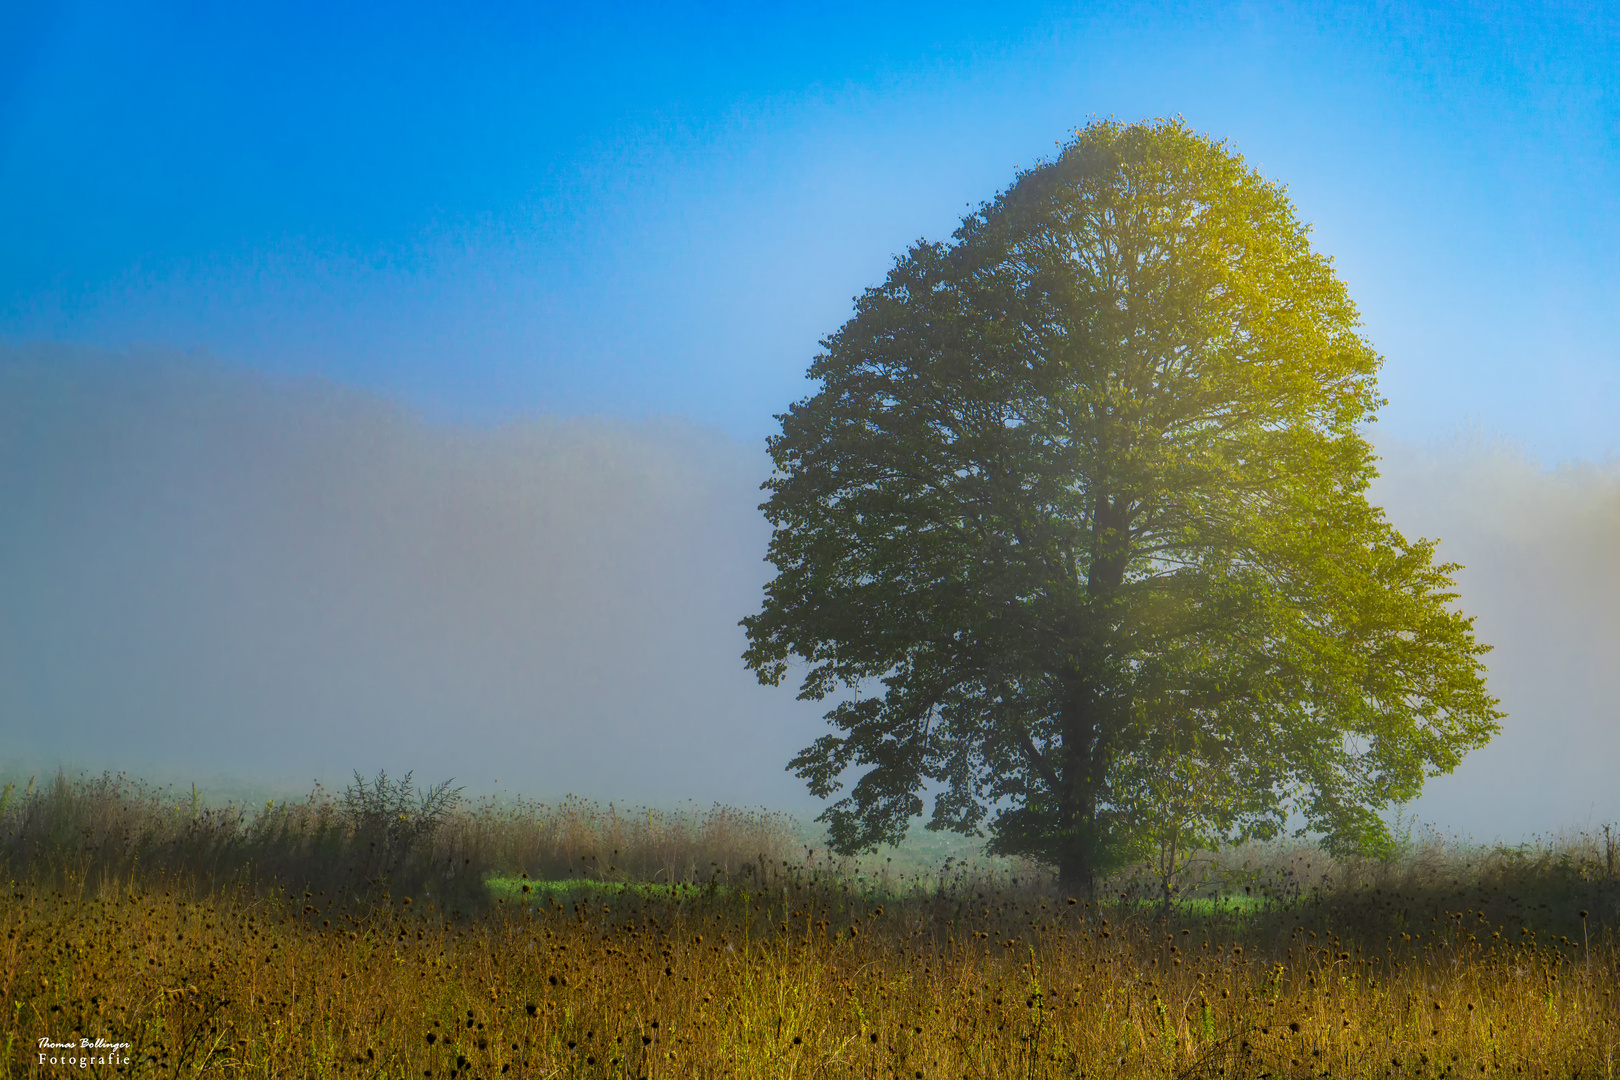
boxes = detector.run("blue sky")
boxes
[4,1,1617,459]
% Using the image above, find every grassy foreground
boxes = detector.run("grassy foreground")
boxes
[6,875,1618,1079]
[2,773,1618,1078]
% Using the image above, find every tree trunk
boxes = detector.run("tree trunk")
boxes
[1058,842,1098,901]
[1053,489,1132,903]
[1055,682,1098,901]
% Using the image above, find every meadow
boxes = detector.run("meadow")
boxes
[2,771,1616,1078]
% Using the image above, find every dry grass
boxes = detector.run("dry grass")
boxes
[0,772,800,911]
[437,795,801,889]
[6,871,1618,1079]
[3,774,1618,1078]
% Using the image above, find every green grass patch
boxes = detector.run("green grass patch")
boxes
[1134,893,1273,916]
[485,876,744,903]
[486,874,1276,919]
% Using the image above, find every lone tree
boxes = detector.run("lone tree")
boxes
[743,119,1501,895]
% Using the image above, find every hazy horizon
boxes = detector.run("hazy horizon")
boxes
[3,347,1615,841]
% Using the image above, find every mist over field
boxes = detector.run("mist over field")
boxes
[1369,438,1620,835]
[2,348,1615,836]
[0,347,824,808]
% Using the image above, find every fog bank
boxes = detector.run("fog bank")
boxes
[2,349,1615,836]
[0,347,825,806]
[1369,437,1620,838]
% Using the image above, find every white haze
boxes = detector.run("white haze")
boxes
[1369,436,1620,838]
[0,347,826,807]
[1,348,1615,837]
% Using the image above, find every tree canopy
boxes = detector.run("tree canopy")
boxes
[743,119,1501,893]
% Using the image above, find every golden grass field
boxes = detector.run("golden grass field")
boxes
[2,773,1616,1078]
